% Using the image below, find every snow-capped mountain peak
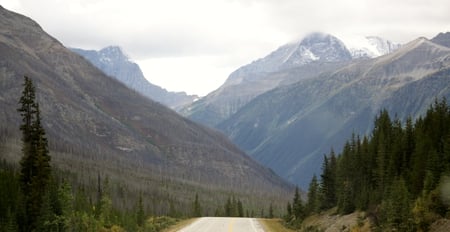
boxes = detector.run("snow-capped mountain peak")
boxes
[229,32,352,79]
[343,36,401,59]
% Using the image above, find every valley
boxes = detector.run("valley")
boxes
[0,5,292,231]
[1,2,450,232]
[186,32,450,188]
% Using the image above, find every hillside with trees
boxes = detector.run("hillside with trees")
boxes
[2,77,277,231]
[0,6,293,231]
[285,98,450,231]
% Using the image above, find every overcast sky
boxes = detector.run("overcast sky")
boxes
[2,0,450,96]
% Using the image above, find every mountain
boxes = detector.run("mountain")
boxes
[0,5,292,213]
[71,46,197,110]
[431,32,450,48]
[218,36,450,187]
[345,36,401,59]
[182,32,353,127]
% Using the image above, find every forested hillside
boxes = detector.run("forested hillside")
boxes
[0,6,293,231]
[286,99,450,231]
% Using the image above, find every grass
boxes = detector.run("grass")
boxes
[259,218,296,232]
[161,218,198,232]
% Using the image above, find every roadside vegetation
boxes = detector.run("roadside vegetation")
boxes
[284,98,450,231]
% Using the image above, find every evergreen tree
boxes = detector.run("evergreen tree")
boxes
[225,197,232,217]
[306,175,320,215]
[136,193,145,226]
[309,99,450,229]
[57,181,74,230]
[285,202,293,221]
[237,199,244,217]
[98,177,112,228]
[268,203,274,218]
[336,142,356,214]
[192,193,202,217]
[380,178,412,230]
[95,173,102,218]
[292,186,305,220]
[320,151,337,210]
[17,76,52,231]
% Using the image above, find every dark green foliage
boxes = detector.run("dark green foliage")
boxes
[306,175,320,214]
[192,193,202,217]
[292,186,305,220]
[285,186,308,227]
[285,202,293,221]
[221,195,248,217]
[319,151,337,210]
[17,76,52,231]
[136,193,145,226]
[225,197,232,217]
[300,98,450,231]
[268,203,274,218]
[379,178,413,230]
[237,199,244,217]
[0,163,20,232]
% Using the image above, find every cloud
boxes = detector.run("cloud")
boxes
[11,0,284,59]
[259,0,450,42]
[3,0,450,95]
[12,0,450,53]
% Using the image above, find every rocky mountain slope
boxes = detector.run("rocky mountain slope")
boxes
[218,35,450,187]
[431,32,450,47]
[0,5,292,209]
[71,46,197,110]
[182,33,353,127]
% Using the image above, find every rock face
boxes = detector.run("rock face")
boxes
[0,5,292,202]
[218,36,450,187]
[71,46,197,110]
[182,33,353,127]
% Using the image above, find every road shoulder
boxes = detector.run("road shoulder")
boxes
[258,218,295,232]
[162,218,198,232]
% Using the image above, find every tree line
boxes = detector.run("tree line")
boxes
[285,98,450,231]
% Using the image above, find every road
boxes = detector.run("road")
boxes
[178,217,265,232]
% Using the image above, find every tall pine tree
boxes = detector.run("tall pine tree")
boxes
[17,76,52,231]
[320,151,337,210]
[306,175,320,214]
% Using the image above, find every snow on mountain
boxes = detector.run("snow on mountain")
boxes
[184,32,353,127]
[343,36,401,59]
[226,32,352,85]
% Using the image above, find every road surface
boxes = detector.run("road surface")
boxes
[178,217,265,232]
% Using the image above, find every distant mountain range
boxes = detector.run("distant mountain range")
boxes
[181,33,356,127]
[0,5,292,211]
[71,46,197,110]
[182,33,401,128]
[183,32,450,187]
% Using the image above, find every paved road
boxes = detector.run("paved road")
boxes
[178,217,265,232]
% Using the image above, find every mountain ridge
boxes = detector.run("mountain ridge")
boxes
[431,32,450,48]
[182,32,355,127]
[0,5,293,212]
[218,35,450,187]
[71,46,198,110]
